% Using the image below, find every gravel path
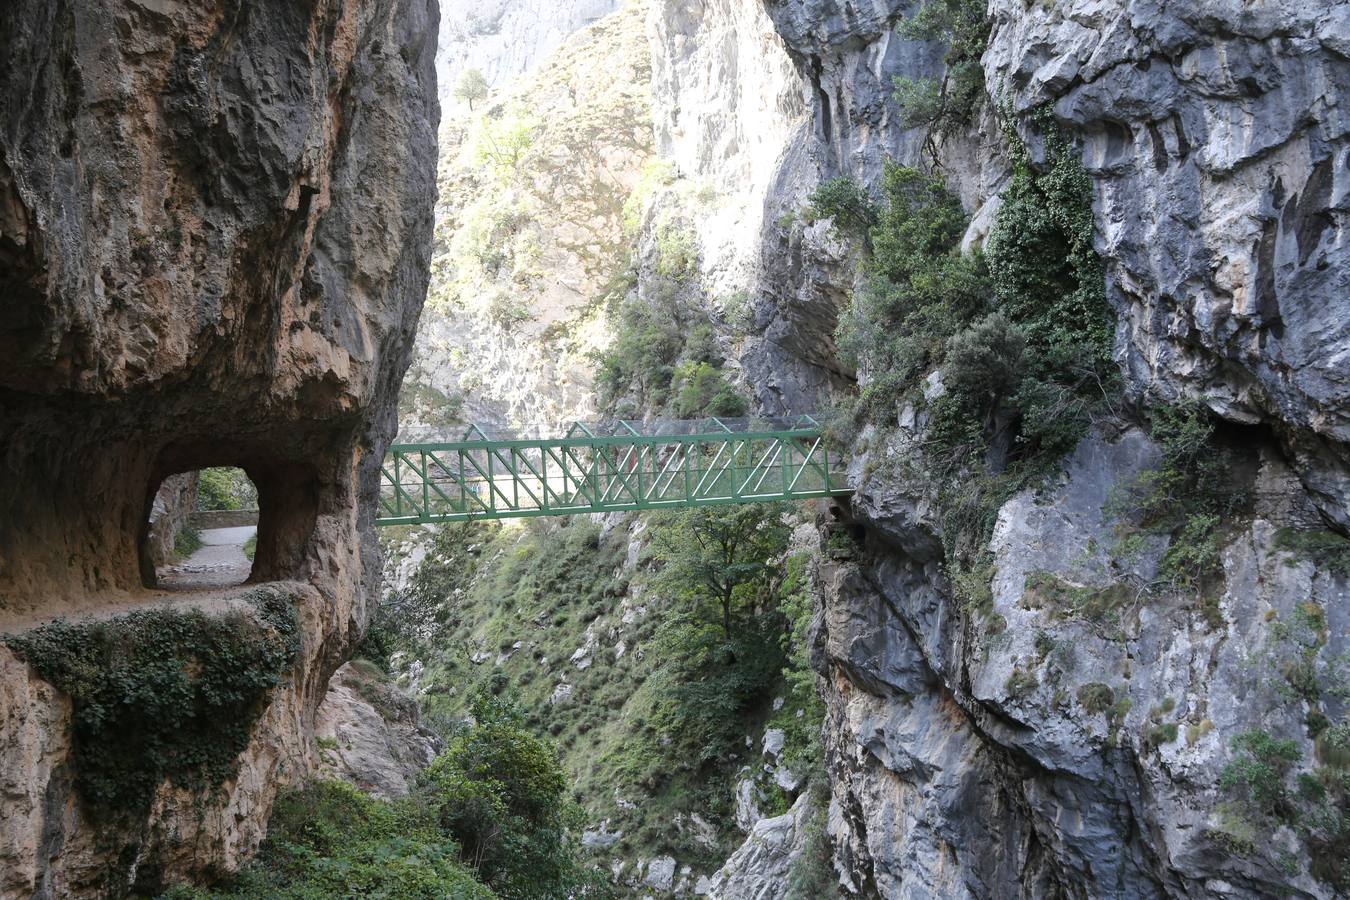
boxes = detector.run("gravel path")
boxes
[157,525,255,590]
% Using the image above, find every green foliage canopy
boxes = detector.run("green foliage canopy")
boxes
[426,692,602,898]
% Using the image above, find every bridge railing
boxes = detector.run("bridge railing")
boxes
[376,417,850,525]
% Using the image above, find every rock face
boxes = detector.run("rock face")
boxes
[0,0,437,894]
[822,427,1349,897]
[436,0,618,102]
[983,0,1350,527]
[720,0,1350,897]
[644,0,853,415]
[702,792,813,900]
[628,0,1350,895]
[143,471,197,569]
[404,1,653,429]
[313,661,441,799]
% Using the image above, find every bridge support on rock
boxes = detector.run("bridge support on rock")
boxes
[377,416,851,525]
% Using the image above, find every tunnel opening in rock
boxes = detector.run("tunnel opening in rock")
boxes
[145,467,260,590]
[140,456,321,592]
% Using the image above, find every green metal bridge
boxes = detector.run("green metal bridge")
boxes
[377,416,851,526]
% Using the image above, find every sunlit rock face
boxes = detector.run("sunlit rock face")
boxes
[436,0,619,100]
[404,2,654,431]
[0,0,437,893]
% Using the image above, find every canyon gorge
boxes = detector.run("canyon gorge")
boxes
[1,0,1348,898]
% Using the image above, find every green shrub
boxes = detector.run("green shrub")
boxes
[174,526,204,559]
[834,163,988,411]
[1219,729,1301,815]
[833,114,1114,601]
[784,786,839,899]
[1005,667,1039,698]
[985,109,1111,383]
[1208,801,1258,855]
[196,467,256,511]
[1076,682,1114,715]
[892,0,989,145]
[163,780,495,899]
[654,223,698,280]
[593,295,744,418]
[1023,571,1131,624]
[242,533,257,562]
[3,587,299,823]
[1213,726,1350,889]
[1112,401,1248,606]
[672,361,748,418]
[1320,723,1350,769]
[426,692,602,898]
[1275,528,1350,578]
[1144,722,1179,749]
[770,553,825,783]
[807,177,878,235]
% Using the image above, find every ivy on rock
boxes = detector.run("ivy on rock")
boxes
[3,586,300,823]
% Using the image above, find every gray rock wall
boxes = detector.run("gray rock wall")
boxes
[144,471,197,568]
[727,0,1350,897]
[985,0,1350,527]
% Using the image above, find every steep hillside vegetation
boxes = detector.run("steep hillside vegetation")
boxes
[372,508,827,893]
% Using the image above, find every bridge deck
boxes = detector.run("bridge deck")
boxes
[377,416,851,525]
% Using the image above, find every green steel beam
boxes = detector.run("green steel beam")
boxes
[376,418,851,525]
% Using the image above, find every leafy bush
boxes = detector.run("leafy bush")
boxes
[1275,528,1350,578]
[654,223,698,280]
[834,162,988,420]
[834,114,1114,587]
[985,108,1111,382]
[1076,682,1114,715]
[1112,401,1249,603]
[1004,667,1039,698]
[784,786,839,899]
[672,361,748,418]
[164,780,495,899]
[174,525,204,559]
[1320,723,1350,768]
[892,0,990,147]
[594,299,745,418]
[472,112,537,175]
[427,692,604,898]
[769,554,826,783]
[196,467,256,511]
[3,587,299,822]
[594,293,685,412]
[1023,571,1132,625]
[807,177,878,235]
[1212,726,1350,889]
[1219,729,1301,816]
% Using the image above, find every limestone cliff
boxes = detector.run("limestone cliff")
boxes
[0,0,437,894]
[403,1,653,430]
[436,0,619,101]
[745,0,1350,897]
[615,0,1350,896]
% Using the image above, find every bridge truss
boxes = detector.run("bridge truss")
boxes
[376,416,850,525]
